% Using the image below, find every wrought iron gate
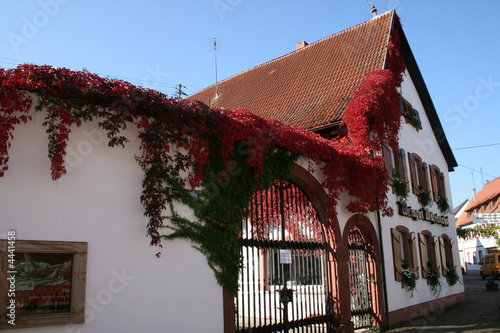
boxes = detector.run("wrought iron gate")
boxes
[237,180,332,333]
[348,230,372,329]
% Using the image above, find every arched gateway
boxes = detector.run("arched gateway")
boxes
[236,179,334,332]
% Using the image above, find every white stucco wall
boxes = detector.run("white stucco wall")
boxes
[0,114,223,332]
[380,70,465,312]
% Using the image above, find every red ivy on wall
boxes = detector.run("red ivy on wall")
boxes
[0,26,405,250]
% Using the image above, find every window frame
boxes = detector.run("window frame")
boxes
[0,240,87,330]
[391,226,418,282]
[408,153,430,197]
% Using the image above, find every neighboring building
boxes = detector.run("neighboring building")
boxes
[0,9,464,333]
[455,177,500,273]
[190,9,463,331]
[453,199,469,272]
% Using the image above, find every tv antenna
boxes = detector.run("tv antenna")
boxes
[366,0,378,16]
[210,37,221,98]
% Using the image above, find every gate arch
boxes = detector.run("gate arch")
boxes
[236,179,334,332]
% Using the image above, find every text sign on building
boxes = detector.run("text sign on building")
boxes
[473,213,500,223]
[397,201,449,226]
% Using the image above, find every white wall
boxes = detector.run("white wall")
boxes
[380,70,464,312]
[0,114,223,333]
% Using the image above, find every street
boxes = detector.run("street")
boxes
[384,273,500,332]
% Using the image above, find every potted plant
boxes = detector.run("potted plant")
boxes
[392,171,409,202]
[417,186,432,207]
[401,260,418,297]
[427,262,441,297]
[438,195,450,214]
[445,265,461,286]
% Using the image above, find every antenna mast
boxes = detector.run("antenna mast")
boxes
[366,0,378,16]
[212,37,220,97]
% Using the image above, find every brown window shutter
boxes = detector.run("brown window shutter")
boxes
[420,162,430,193]
[439,172,447,199]
[409,154,419,194]
[450,239,457,271]
[418,233,429,279]
[382,144,393,184]
[391,228,403,281]
[433,236,442,277]
[429,165,439,202]
[397,148,409,186]
[439,237,448,276]
[410,232,419,279]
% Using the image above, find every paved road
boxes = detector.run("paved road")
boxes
[383,273,500,333]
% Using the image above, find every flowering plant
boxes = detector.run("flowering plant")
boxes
[401,260,417,297]
[445,265,461,286]
[392,171,409,202]
[427,261,441,297]
[417,186,432,208]
[438,195,450,214]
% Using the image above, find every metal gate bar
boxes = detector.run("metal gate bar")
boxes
[348,231,372,329]
[237,180,332,332]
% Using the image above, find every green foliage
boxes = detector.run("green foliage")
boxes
[437,195,450,214]
[445,265,461,286]
[162,145,298,294]
[404,111,422,130]
[427,261,441,297]
[417,186,432,208]
[392,171,409,202]
[401,259,417,297]
[457,224,500,247]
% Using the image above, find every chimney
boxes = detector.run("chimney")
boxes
[296,41,308,50]
[472,188,477,201]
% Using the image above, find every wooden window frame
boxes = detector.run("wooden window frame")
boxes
[391,226,418,282]
[408,153,430,197]
[0,240,87,330]
[439,235,456,277]
[429,164,447,205]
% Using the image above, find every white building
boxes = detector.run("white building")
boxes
[456,178,500,273]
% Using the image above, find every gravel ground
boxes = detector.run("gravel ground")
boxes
[381,272,500,333]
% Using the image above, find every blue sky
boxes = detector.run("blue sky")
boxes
[1,0,499,208]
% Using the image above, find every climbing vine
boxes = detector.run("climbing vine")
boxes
[0,24,405,293]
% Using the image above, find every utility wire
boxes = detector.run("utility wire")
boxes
[453,143,500,150]
[458,164,496,179]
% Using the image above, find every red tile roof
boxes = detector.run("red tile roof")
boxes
[456,177,500,227]
[188,11,395,130]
